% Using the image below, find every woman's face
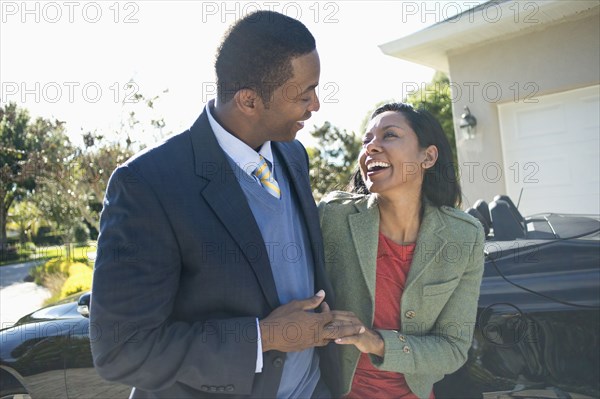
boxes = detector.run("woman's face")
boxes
[359,111,436,196]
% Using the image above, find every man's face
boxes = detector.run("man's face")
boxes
[257,50,321,142]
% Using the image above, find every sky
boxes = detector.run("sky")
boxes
[1,0,486,148]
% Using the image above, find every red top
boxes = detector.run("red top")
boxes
[344,233,434,399]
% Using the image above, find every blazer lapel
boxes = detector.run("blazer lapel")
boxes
[348,196,380,305]
[273,142,319,248]
[189,111,280,310]
[273,143,328,279]
[404,203,448,292]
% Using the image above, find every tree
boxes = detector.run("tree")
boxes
[7,200,41,243]
[28,122,82,259]
[405,71,457,164]
[31,132,133,258]
[307,122,361,201]
[73,136,133,230]
[113,84,170,151]
[70,86,164,229]
[2,87,166,260]
[0,103,65,248]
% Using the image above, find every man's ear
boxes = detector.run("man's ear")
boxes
[234,89,259,116]
[422,145,439,169]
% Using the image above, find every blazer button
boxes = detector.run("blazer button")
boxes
[217,386,225,392]
[405,310,416,319]
[209,386,217,392]
[403,345,411,353]
[273,356,284,368]
[398,334,407,342]
[201,385,209,392]
[226,385,235,392]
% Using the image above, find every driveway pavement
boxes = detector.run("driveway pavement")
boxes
[0,260,50,328]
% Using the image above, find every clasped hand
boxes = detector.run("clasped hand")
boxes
[259,290,384,357]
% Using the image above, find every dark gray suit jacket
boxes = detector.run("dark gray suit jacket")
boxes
[90,111,339,398]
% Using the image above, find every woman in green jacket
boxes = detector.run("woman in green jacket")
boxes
[319,103,485,399]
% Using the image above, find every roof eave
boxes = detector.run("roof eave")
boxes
[380,0,600,72]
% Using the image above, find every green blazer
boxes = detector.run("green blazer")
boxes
[318,192,485,399]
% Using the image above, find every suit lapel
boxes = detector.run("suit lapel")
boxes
[348,196,380,305]
[273,142,333,299]
[404,203,448,292]
[273,142,317,245]
[190,111,280,310]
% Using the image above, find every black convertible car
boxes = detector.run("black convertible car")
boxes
[1,195,599,399]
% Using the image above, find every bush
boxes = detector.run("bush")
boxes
[44,274,68,304]
[32,258,93,304]
[33,227,62,246]
[72,224,90,245]
[60,262,93,298]
[0,243,19,262]
[0,242,38,264]
[16,242,35,258]
[23,242,37,251]
[31,258,66,285]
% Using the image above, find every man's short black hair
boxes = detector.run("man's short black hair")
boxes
[215,10,316,105]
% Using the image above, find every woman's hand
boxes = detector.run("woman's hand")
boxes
[321,305,385,357]
[335,327,385,357]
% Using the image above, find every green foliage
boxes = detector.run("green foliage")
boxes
[33,226,62,246]
[60,262,93,298]
[7,200,42,243]
[307,122,361,201]
[405,71,457,164]
[31,257,92,304]
[2,89,158,253]
[72,223,90,244]
[31,134,81,246]
[0,102,84,249]
[31,258,66,285]
[73,141,133,229]
[31,243,95,263]
[0,103,64,247]
[0,244,18,264]
[32,135,133,247]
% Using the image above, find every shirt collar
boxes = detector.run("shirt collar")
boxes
[205,99,273,176]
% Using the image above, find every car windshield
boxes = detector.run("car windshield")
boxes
[544,214,600,239]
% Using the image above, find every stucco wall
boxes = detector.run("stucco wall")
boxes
[447,9,600,208]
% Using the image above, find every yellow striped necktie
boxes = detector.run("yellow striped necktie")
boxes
[253,155,281,199]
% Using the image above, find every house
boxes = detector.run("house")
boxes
[380,0,599,215]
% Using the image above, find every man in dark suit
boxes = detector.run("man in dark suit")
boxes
[90,10,360,399]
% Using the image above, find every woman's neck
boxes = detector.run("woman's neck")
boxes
[376,192,423,244]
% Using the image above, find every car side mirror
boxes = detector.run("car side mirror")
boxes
[77,292,91,318]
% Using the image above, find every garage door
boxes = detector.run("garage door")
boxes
[498,85,599,216]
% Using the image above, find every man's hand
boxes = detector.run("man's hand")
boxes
[259,290,365,352]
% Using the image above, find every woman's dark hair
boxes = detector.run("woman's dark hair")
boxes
[349,102,462,208]
[215,11,316,106]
